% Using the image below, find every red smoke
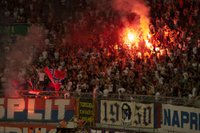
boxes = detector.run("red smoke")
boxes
[112,0,154,56]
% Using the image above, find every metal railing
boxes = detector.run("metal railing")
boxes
[0,89,197,107]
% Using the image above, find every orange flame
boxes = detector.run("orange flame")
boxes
[119,15,158,57]
[128,32,135,43]
[122,28,139,49]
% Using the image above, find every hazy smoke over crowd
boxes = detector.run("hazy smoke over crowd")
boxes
[4,25,45,96]
[112,0,150,39]
[112,0,150,17]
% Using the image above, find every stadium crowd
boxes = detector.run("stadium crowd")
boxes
[0,0,199,99]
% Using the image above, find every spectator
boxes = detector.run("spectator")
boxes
[28,127,34,133]
[0,0,199,102]
[37,128,41,133]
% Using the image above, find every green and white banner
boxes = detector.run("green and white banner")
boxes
[0,24,30,35]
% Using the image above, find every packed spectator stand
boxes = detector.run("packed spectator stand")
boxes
[0,0,199,101]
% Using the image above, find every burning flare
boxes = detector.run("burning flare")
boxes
[122,28,139,49]
[127,31,135,43]
[120,15,155,56]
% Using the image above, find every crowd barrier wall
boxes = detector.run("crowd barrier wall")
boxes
[0,91,199,133]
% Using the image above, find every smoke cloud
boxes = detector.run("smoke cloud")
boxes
[112,0,150,17]
[112,0,150,39]
[3,25,45,96]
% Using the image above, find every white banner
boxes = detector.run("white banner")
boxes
[100,100,128,125]
[162,104,200,133]
[133,103,154,128]
[100,100,154,128]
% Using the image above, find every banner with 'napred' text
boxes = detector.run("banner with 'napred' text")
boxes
[162,104,200,133]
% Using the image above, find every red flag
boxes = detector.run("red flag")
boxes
[44,67,55,84]
[54,83,61,91]
[44,67,61,91]
[54,70,66,80]
[179,0,183,8]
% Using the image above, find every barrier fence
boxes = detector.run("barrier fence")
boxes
[0,90,200,133]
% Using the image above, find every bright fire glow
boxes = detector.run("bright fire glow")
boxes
[119,15,159,58]
[122,28,139,49]
[127,32,135,43]
[121,26,154,53]
[145,40,153,50]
